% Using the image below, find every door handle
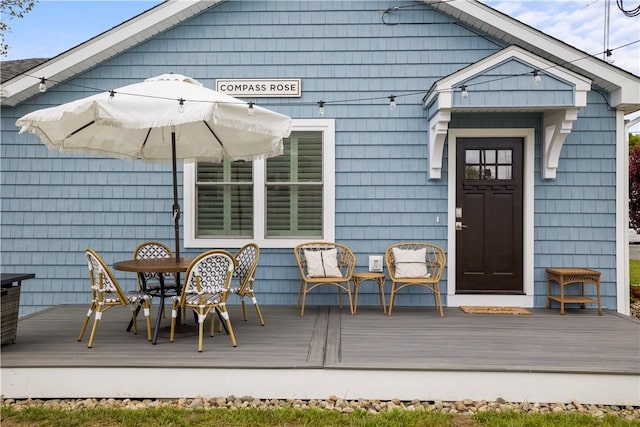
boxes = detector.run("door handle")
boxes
[455,221,468,231]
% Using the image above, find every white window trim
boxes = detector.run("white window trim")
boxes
[184,119,335,249]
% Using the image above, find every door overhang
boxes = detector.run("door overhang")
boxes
[423,46,592,180]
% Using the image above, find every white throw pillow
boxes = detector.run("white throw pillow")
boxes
[304,248,343,277]
[393,247,430,278]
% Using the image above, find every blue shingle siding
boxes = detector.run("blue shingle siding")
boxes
[1,1,622,315]
[455,58,576,109]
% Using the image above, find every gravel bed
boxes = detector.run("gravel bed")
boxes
[2,395,639,420]
[631,299,640,320]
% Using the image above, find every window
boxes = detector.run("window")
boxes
[184,119,335,248]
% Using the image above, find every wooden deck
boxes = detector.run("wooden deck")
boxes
[1,304,639,405]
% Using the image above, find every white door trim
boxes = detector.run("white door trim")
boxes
[446,128,535,307]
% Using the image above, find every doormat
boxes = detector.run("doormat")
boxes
[459,306,532,315]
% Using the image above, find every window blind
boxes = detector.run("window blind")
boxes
[266,132,323,237]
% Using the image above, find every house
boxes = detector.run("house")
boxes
[1,0,639,318]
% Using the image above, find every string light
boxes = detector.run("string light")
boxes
[388,95,397,111]
[318,100,325,116]
[108,90,116,104]
[460,85,469,99]
[38,77,47,93]
[533,70,542,85]
[248,101,255,116]
[605,49,615,64]
[18,37,637,112]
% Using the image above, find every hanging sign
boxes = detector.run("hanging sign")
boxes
[216,79,301,97]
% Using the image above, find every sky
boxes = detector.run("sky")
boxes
[2,0,639,124]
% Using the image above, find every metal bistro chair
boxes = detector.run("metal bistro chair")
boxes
[228,243,265,326]
[170,249,237,352]
[385,242,446,317]
[78,249,152,348]
[294,242,356,317]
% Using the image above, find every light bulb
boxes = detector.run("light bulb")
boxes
[460,85,469,99]
[605,49,615,63]
[38,77,47,93]
[178,98,185,113]
[318,100,325,116]
[388,95,396,111]
[533,70,542,85]
[248,101,255,116]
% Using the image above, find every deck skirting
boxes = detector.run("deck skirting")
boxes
[2,367,639,405]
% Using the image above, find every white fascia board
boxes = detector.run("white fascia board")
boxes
[429,1,640,109]
[1,1,219,106]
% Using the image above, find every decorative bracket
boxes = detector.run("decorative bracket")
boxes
[542,108,579,180]
[428,110,451,180]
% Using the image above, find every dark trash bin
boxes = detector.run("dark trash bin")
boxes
[1,273,35,345]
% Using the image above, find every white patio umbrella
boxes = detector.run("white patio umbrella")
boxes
[16,73,292,259]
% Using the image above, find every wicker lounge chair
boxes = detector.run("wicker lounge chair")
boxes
[294,241,356,317]
[385,242,446,317]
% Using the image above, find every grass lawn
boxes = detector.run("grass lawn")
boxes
[631,259,640,286]
[2,405,639,427]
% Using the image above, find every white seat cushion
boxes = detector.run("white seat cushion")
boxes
[304,248,343,277]
[392,247,431,278]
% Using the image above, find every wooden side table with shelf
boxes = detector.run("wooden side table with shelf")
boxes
[546,267,602,315]
[351,272,386,314]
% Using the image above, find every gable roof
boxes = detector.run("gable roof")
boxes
[1,0,638,112]
[427,0,639,113]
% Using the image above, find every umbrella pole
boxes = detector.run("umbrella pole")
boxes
[171,129,180,260]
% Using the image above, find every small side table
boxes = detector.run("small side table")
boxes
[546,267,602,315]
[352,272,386,314]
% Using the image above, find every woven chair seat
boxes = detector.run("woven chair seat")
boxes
[124,291,152,304]
[172,293,221,306]
[99,291,152,304]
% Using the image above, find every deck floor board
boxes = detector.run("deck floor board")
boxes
[2,304,638,375]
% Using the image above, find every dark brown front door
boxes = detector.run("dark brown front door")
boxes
[456,138,523,294]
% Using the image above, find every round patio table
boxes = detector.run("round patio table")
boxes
[114,257,194,344]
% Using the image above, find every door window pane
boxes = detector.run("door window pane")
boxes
[466,150,480,164]
[464,148,513,180]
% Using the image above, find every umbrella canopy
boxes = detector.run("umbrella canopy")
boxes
[16,73,292,258]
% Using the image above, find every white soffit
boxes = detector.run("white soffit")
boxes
[0,1,220,107]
